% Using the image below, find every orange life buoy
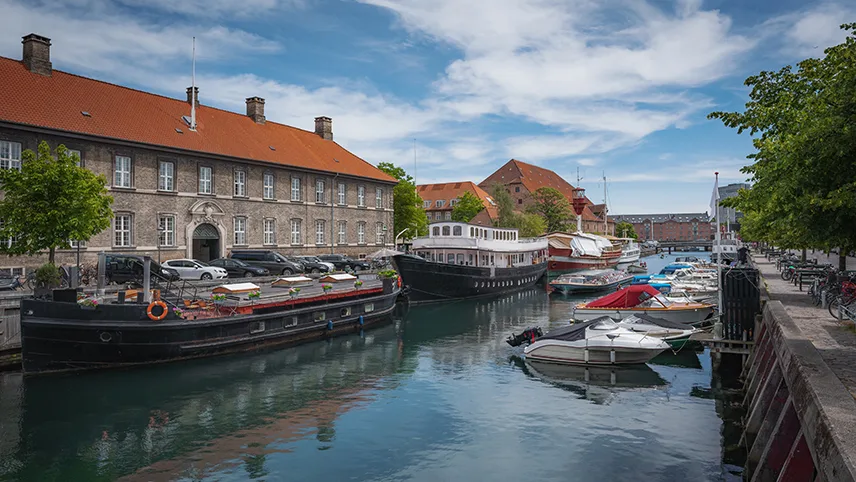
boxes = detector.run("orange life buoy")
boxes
[397,276,402,288]
[147,300,168,321]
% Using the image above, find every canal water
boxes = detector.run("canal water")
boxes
[0,252,744,482]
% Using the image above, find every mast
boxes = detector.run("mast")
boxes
[576,167,583,232]
[603,172,608,235]
[714,172,723,340]
[190,36,197,131]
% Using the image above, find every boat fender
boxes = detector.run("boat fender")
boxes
[397,276,402,288]
[327,320,334,331]
[147,300,168,321]
[358,315,364,326]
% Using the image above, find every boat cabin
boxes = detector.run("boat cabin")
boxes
[410,222,548,268]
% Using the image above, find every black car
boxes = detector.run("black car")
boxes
[294,256,332,274]
[229,250,303,275]
[318,254,370,271]
[103,254,181,285]
[208,258,270,278]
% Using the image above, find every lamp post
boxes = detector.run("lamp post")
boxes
[571,187,587,233]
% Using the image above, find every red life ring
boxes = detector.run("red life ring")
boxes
[147,300,168,321]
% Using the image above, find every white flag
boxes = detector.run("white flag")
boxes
[709,176,719,217]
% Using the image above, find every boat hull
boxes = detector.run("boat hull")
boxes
[618,250,640,264]
[572,306,715,325]
[550,276,633,294]
[393,255,546,304]
[21,286,401,375]
[524,340,666,365]
[547,255,620,274]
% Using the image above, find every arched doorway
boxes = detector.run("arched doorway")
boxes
[192,223,220,262]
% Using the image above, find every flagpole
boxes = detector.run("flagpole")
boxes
[714,172,723,340]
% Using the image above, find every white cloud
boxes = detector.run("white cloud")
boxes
[115,0,305,18]
[764,3,855,58]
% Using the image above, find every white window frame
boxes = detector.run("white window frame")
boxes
[234,217,247,245]
[263,173,275,200]
[315,179,325,204]
[234,169,247,197]
[158,215,175,247]
[114,213,132,247]
[291,177,301,202]
[436,200,445,208]
[376,223,384,245]
[337,220,347,245]
[263,218,276,245]
[358,186,366,207]
[114,155,131,188]
[199,166,212,194]
[315,220,325,245]
[67,149,82,167]
[290,219,302,245]
[0,141,22,170]
[158,161,174,192]
[445,211,452,220]
[338,182,346,205]
[376,188,383,208]
[357,222,365,244]
[423,200,431,209]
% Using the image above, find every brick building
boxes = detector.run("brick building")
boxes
[417,182,498,226]
[611,213,712,242]
[478,159,614,235]
[0,33,397,273]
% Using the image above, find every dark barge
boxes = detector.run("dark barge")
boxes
[21,257,404,375]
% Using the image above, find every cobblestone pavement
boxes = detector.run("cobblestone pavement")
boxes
[755,255,856,399]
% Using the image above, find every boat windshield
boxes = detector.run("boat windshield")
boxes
[589,318,619,330]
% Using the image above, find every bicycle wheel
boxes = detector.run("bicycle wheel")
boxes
[782,270,793,281]
[829,297,843,320]
[26,277,34,290]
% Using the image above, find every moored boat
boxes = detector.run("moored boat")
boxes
[613,313,700,349]
[627,262,648,273]
[546,232,622,274]
[616,238,641,263]
[571,284,716,325]
[549,270,633,294]
[395,222,548,304]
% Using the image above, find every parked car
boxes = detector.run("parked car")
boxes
[103,254,181,285]
[229,250,303,275]
[208,258,270,278]
[162,259,228,280]
[294,256,333,274]
[317,254,370,271]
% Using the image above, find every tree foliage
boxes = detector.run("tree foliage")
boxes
[0,142,113,263]
[516,213,548,238]
[451,191,485,222]
[488,184,547,237]
[708,23,856,270]
[527,187,572,233]
[377,162,427,242]
[615,221,638,239]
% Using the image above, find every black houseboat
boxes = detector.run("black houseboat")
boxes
[21,257,404,375]
[394,222,548,303]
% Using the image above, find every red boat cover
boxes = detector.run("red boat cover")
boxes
[585,284,663,308]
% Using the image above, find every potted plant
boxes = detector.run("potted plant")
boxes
[78,296,99,310]
[354,280,363,289]
[173,307,184,318]
[321,284,333,293]
[211,293,226,302]
[34,263,62,298]
[288,287,301,298]
[377,269,398,279]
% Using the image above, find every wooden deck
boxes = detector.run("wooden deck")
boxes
[690,331,753,355]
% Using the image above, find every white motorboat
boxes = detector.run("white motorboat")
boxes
[520,317,670,366]
[614,314,700,349]
[572,284,716,325]
[617,238,641,264]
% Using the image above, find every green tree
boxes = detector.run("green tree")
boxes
[615,221,638,239]
[709,23,856,270]
[516,213,547,237]
[377,162,427,242]
[451,191,485,222]
[0,142,113,263]
[527,187,572,233]
[489,183,517,227]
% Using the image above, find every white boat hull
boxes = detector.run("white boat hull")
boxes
[524,339,667,365]
[572,306,715,325]
[618,250,640,264]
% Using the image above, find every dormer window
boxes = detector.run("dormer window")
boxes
[436,200,445,208]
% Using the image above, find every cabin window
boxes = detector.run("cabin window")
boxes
[456,254,464,264]
[447,254,455,263]
[250,321,265,334]
[453,226,462,236]
[314,311,326,322]
[432,227,440,236]
[442,226,450,236]
[468,254,473,264]
[286,317,298,328]
[470,227,475,237]
[364,303,374,313]
[341,307,352,317]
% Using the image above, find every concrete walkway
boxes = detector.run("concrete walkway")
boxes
[755,255,856,399]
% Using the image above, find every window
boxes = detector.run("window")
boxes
[67,149,82,167]
[315,180,325,203]
[338,182,346,205]
[376,188,383,208]
[364,303,374,313]
[432,227,440,236]
[0,141,22,170]
[114,155,131,187]
[376,223,384,245]
[315,220,325,245]
[444,212,451,220]
[0,267,24,277]
[234,217,247,245]
[158,161,174,191]
[357,222,365,244]
[447,253,454,263]
[358,186,366,207]
[291,219,302,245]
[114,213,132,247]
[436,200,445,208]
[264,218,276,245]
[434,212,441,220]
[291,177,301,201]
[442,226,450,236]
[515,186,520,192]
[199,166,212,194]
[263,173,275,200]
[338,220,347,244]
[517,199,523,205]
[453,226,462,236]
[158,215,175,247]
[423,200,431,209]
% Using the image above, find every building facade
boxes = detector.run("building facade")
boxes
[717,182,750,227]
[417,182,498,226]
[478,159,614,235]
[611,213,712,242]
[0,34,396,274]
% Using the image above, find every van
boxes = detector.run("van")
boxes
[229,250,303,275]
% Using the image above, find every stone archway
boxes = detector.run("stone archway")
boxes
[186,200,227,260]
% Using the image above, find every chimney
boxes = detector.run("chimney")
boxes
[246,97,265,124]
[186,86,199,106]
[22,33,52,76]
[314,116,333,141]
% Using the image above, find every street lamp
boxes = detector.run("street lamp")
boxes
[572,187,587,233]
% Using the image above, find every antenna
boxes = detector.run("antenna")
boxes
[190,36,197,131]
[413,138,417,185]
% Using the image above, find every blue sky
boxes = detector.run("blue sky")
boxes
[1,0,852,214]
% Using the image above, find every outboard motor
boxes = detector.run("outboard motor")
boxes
[505,327,544,347]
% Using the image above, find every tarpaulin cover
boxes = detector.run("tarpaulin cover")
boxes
[539,316,614,342]
[584,284,663,308]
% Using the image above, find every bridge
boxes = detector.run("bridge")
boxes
[652,240,713,252]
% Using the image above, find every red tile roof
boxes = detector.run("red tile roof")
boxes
[0,56,395,183]
[417,181,498,221]
[478,159,604,222]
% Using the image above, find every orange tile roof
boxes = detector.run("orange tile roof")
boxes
[478,159,604,221]
[417,181,498,221]
[0,56,395,183]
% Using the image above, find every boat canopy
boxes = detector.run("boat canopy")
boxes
[623,313,694,330]
[547,232,613,257]
[539,317,615,342]
[584,284,663,308]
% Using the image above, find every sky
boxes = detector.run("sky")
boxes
[0,0,852,214]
